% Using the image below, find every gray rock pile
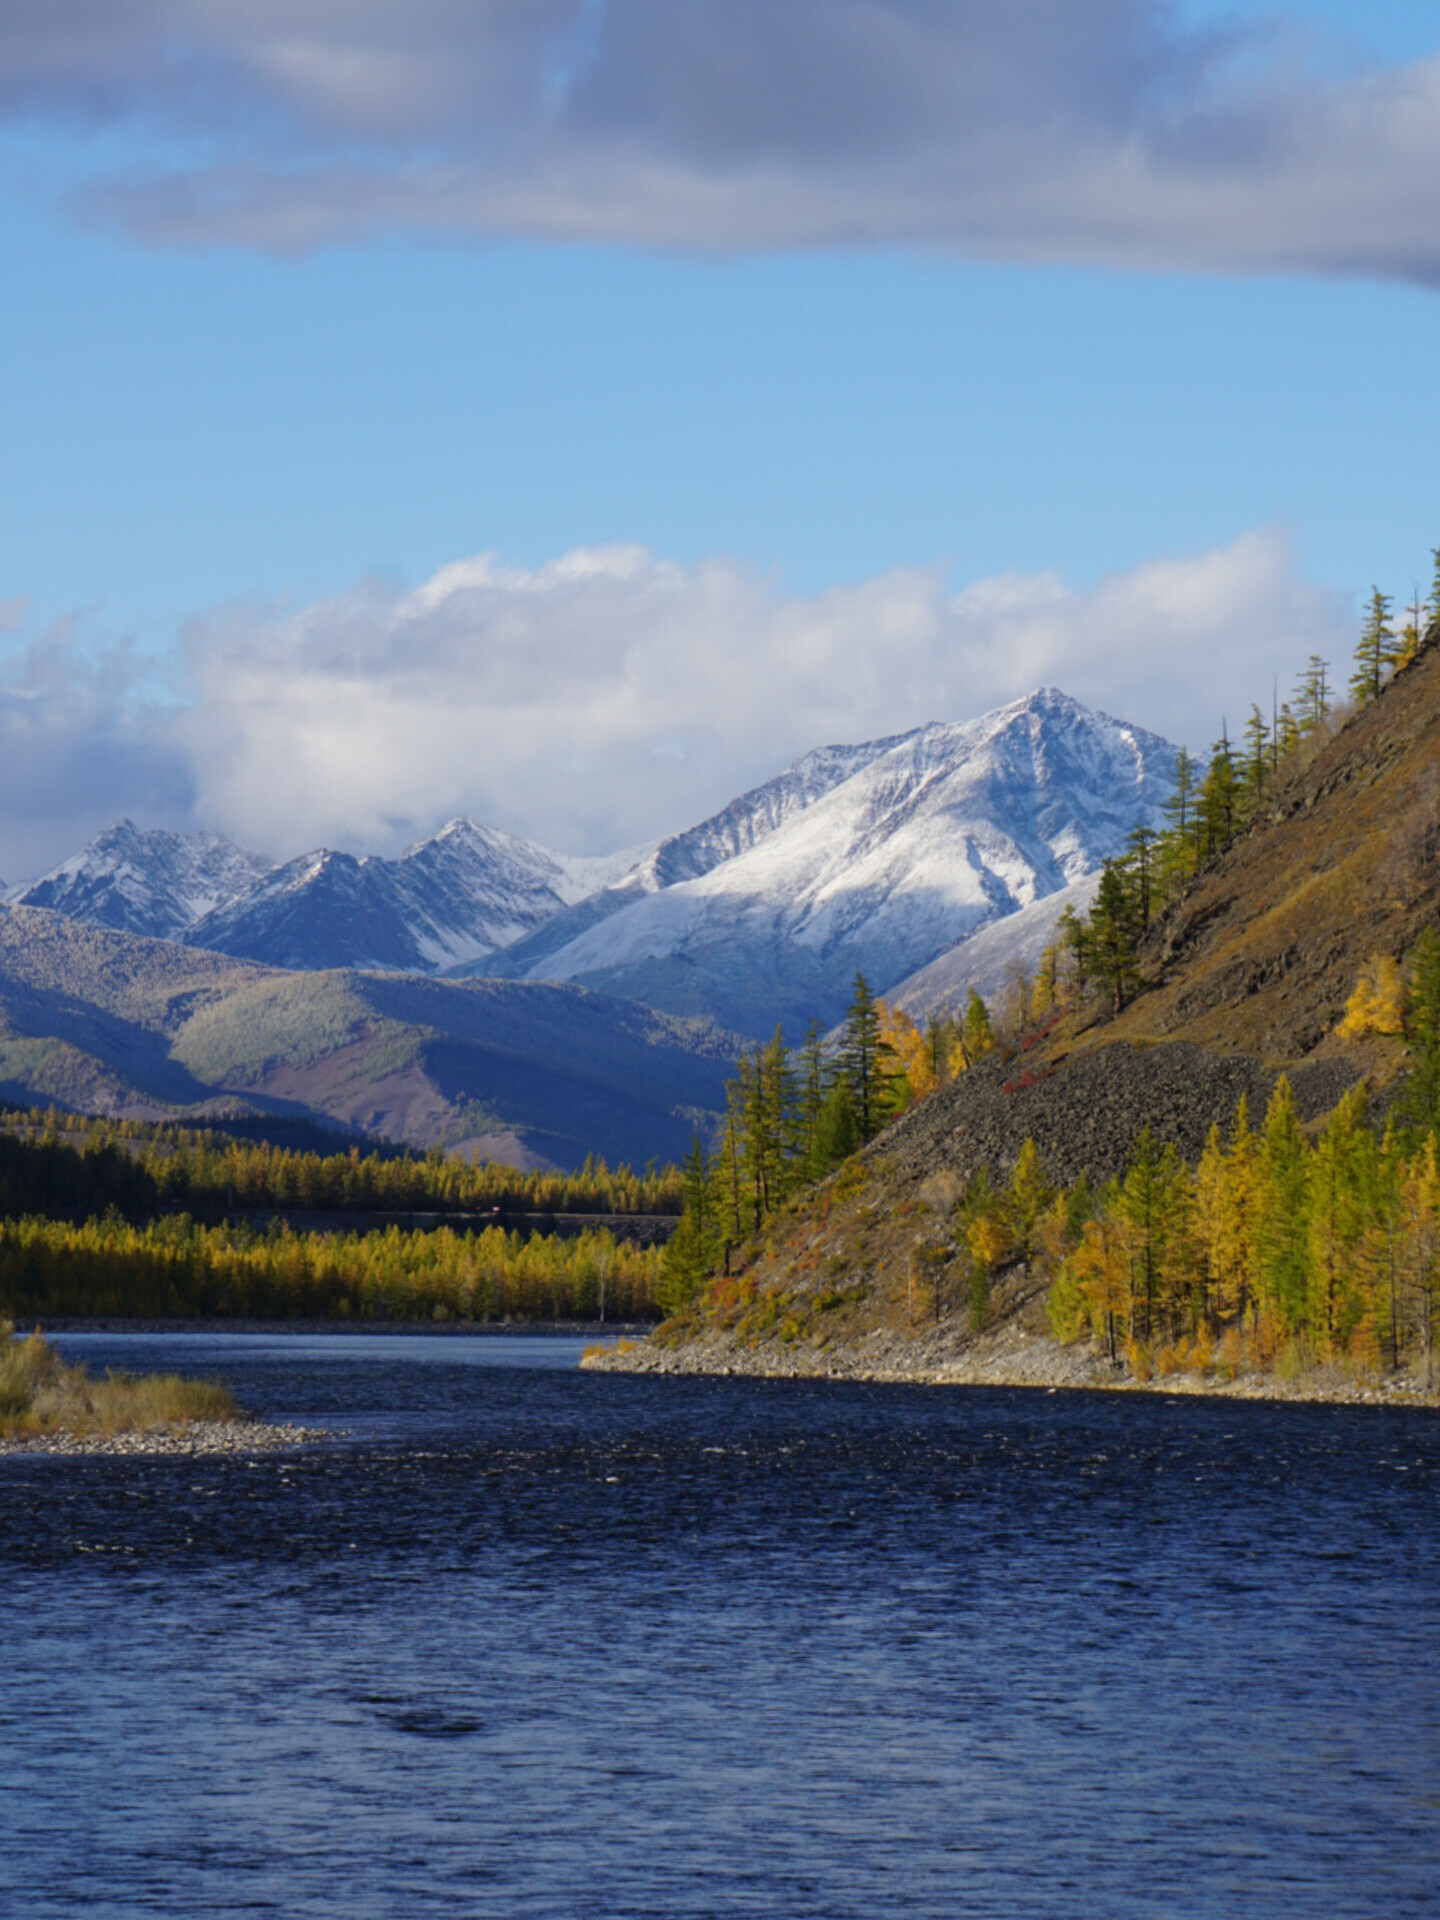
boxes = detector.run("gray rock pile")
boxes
[880,1041,1359,1191]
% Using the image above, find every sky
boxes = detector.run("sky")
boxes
[2,1,1439,881]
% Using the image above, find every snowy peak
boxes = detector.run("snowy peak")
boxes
[633,735,910,892]
[180,816,634,973]
[511,689,1176,1036]
[9,689,1176,1024]
[10,821,269,942]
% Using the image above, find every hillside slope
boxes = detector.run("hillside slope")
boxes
[594,627,1440,1396]
[0,907,737,1167]
[1078,629,1440,1066]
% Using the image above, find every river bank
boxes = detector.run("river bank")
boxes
[0,1416,319,1457]
[29,1316,656,1337]
[583,1321,1440,1407]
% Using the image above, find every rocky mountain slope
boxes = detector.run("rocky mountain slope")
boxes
[183,819,636,973]
[475,735,909,983]
[494,689,1176,1037]
[0,905,737,1167]
[10,821,269,942]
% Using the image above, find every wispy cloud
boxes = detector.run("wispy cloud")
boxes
[1,2,1438,281]
[0,530,1349,881]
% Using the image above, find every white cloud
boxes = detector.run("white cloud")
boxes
[0,528,1351,881]
[3,2,1440,282]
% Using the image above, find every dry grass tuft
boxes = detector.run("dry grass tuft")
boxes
[0,1320,236,1437]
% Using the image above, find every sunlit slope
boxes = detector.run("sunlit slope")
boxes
[1076,628,1440,1069]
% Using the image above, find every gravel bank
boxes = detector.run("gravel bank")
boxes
[0,1418,321,1457]
[586,1329,1438,1408]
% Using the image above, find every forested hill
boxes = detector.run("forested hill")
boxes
[593,597,1440,1399]
[1068,611,1440,1072]
[0,907,740,1169]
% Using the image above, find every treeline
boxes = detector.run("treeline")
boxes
[0,1112,684,1222]
[0,1216,663,1324]
[1059,549,1440,1013]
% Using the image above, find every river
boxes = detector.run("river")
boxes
[3,1331,1436,1918]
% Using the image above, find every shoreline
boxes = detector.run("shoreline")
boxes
[583,1325,1440,1408]
[32,1318,655,1338]
[0,1416,322,1457]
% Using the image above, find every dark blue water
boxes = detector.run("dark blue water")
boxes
[3,1333,1437,1919]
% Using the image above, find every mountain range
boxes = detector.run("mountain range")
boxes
[0,907,738,1169]
[0,688,1178,1159]
[9,688,1176,1039]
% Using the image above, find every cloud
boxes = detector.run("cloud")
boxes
[0,529,1350,881]
[0,620,195,886]
[2,2,1438,281]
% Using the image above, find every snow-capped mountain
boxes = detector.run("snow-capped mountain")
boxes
[183,820,641,972]
[477,733,910,981]
[9,821,269,942]
[497,689,1175,1037]
[11,690,1175,1033]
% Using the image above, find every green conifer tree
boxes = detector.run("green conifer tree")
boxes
[1349,587,1395,707]
[1295,656,1331,738]
[841,973,887,1142]
[1089,860,1138,1012]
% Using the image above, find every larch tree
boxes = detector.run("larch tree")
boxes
[1349,587,1395,707]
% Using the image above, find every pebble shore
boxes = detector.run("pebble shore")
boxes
[0,1419,321,1457]
[585,1326,1439,1407]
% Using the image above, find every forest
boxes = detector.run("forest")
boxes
[0,1213,661,1325]
[0,1112,677,1322]
[0,1110,683,1219]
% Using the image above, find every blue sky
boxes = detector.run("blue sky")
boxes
[2,2,1439,878]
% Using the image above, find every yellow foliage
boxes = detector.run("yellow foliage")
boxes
[878,1000,936,1101]
[968,1213,1012,1273]
[1338,953,1406,1039]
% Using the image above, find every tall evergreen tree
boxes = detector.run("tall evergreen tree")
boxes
[1349,587,1395,707]
[1124,823,1157,935]
[797,1020,828,1181]
[1089,860,1138,1012]
[1241,704,1270,818]
[1199,726,1239,854]
[1295,656,1331,738]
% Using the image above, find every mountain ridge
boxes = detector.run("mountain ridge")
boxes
[9,688,1177,1041]
[0,904,739,1168]
[500,688,1176,1036]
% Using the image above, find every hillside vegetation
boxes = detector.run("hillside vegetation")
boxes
[599,590,1440,1400]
